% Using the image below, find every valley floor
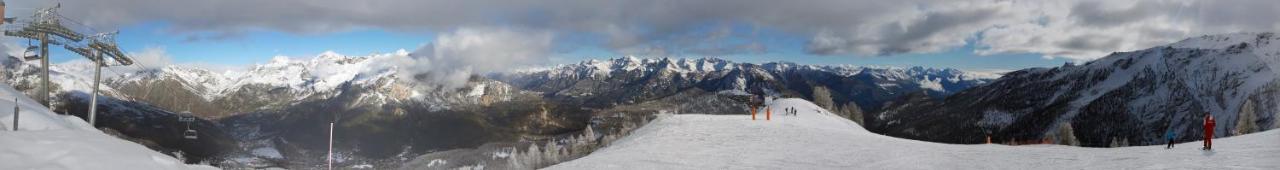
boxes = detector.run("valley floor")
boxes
[549,98,1280,169]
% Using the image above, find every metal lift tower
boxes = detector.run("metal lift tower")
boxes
[3,4,85,108]
[65,31,133,125]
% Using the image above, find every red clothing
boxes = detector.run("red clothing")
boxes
[1204,115,1216,149]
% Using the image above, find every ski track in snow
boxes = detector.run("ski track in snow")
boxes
[549,98,1280,170]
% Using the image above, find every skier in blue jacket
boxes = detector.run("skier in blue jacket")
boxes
[1165,130,1176,149]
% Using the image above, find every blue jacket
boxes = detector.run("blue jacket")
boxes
[1165,131,1176,140]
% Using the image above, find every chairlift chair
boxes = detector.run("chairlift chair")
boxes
[20,43,37,60]
[178,112,195,122]
[183,129,198,139]
[177,112,197,139]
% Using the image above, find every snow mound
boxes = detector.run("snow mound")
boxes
[549,98,1280,169]
[0,84,93,131]
[0,84,215,170]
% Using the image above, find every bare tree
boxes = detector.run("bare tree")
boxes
[840,102,864,125]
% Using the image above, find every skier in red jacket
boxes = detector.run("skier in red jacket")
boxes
[1203,114,1215,150]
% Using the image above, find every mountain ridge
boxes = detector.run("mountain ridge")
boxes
[873,32,1280,147]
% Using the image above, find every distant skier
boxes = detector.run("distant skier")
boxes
[1165,130,1176,149]
[1203,114,1216,150]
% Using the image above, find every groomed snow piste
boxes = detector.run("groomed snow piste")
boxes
[549,98,1280,169]
[0,84,216,170]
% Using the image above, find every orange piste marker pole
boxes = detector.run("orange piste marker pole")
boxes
[751,105,757,120]
[766,106,771,121]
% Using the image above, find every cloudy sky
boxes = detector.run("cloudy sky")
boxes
[5,0,1278,72]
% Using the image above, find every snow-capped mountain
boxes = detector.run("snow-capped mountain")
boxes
[497,56,999,123]
[873,32,1280,147]
[510,57,998,94]
[2,50,534,167]
[11,50,522,119]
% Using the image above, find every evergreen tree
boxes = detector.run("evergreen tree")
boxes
[507,147,523,169]
[1235,99,1258,135]
[1109,137,1120,148]
[1274,109,1280,129]
[173,151,187,163]
[584,125,597,143]
[526,143,542,168]
[565,135,579,157]
[602,132,618,147]
[622,121,637,136]
[544,140,561,163]
[1051,122,1080,146]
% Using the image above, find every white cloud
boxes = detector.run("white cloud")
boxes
[47,46,176,78]
[12,0,1280,61]
[806,1,1016,55]
[127,47,173,69]
[371,27,554,89]
[977,0,1280,61]
[50,46,243,78]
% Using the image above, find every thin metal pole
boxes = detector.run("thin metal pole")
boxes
[328,122,334,170]
[12,97,18,131]
[88,50,101,126]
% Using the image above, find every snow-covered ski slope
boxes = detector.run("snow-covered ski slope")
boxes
[550,98,1280,169]
[0,84,215,170]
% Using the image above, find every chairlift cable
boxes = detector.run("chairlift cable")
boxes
[56,14,99,34]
